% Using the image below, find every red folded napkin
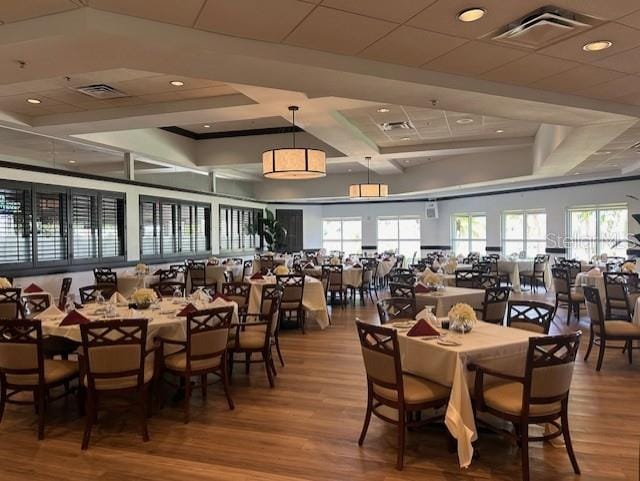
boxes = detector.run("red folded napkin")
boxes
[24,283,43,293]
[415,283,434,293]
[177,303,197,317]
[407,319,440,337]
[250,273,263,280]
[59,310,90,326]
[211,293,231,302]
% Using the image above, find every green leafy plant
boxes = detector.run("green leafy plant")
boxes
[248,209,287,252]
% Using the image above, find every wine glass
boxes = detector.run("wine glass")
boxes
[95,291,105,306]
[65,293,76,313]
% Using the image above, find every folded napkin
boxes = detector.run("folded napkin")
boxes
[59,310,90,326]
[177,303,197,317]
[415,283,434,293]
[432,260,440,269]
[250,272,264,280]
[110,292,128,304]
[211,292,231,303]
[406,319,440,337]
[191,289,211,302]
[38,305,64,318]
[23,283,43,293]
[587,267,601,277]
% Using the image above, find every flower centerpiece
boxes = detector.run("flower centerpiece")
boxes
[330,256,341,266]
[135,263,148,275]
[131,288,157,309]
[274,265,290,276]
[444,259,457,274]
[0,277,12,289]
[622,261,636,273]
[422,271,441,287]
[448,302,477,333]
[208,256,219,266]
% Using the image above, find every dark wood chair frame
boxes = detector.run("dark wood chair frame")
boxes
[551,267,582,324]
[276,274,306,334]
[21,293,51,318]
[58,277,72,310]
[322,265,347,308]
[506,300,555,334]
[78,284,116,304]
[376,298,417,325]
[603,271,638,321]
[153,281,186,298]
[479,287,510,324]
[389,282,416,299]
[0,288,26,319]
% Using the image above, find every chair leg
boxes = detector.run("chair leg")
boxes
[81,392,94,450]
[561,401,580,475]
[0,378,6,423]
[627,340,633,364]
[584,330,594,361]
[184,375,191,424]
[139,385,150,442]
[201,374,207,400]
[263,351,275,388]
[275,335,285,367]
[396,408,406,470]
[221,360,235,410]
[596,337,606,371]
[245,353,251,374]
[37,388,46,440]
[520,423,530,481]
[358,390,372,446]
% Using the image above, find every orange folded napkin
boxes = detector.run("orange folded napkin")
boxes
[24,283,43,293]
[211,293,231,303]
[415,283,434,293]
[406,319,440,337]
[177,303,197,317]
[250,273,263,280]
[59,310,90,326]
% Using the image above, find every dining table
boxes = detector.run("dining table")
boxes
[244,275,330,329]
[395,319,540,468]
[303,265,363,287]
[185,264,243,293]
[415,286,485,317]
[117,272,161,298]
[574,270,606,303]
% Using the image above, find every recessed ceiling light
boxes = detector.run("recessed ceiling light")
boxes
[456,118,474,124]
[203,124,211,128]
[68,160,76,164]
[458,7,486,22]
[582,40,613,52]
[170,80,185,86]
[377,108,390,113]
[495,129,504,133]
[26,98,41,104]
[401,137,411,141]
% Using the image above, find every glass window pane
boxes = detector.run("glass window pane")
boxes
[453,215,469,239]
[599,240,626,258]
[504,240,524,257]
[470,240,486,254]
[504,213,523,240]
[377,240,398,253]
[322,240,342,253]
[342,241,361,255]
[471,216,486,240]
[526,213,546,239]
[599,208,627,240]
[570,210,596,239]
[322,220,341,240]
[399,240,420,259]
[342,220,361,240]
[526,241,546,258]
[378,218,398,240]
[453,240,469,256]
[570,240,596,261]
[399,218,420,239]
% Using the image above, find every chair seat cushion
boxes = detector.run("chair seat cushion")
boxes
[164,352,221,372]
[7,359,79,386]
[483,381,561,417]
[228,329,266,350]
[373,373,449,404]
[595,320,640,337]
[83,358,154,391]
[608,299,629,309]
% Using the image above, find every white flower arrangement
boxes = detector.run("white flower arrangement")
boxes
[444,259,457,274]
[448,303,477,333]
[135,263,148,274]
[274,265,290,276]
[622,261,636,273]
[208,256,219,265]
[131,288,158,305]
[0,277,12,289]
[422,271,440,286]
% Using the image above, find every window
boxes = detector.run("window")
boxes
[322,218,362,254]
[568,205,628,260]
[502,210,547,258]
[219,205,260,252]
[377,216,421,258]
[451,214,486,256]
[141,197,211,259]
[0,181,126,270]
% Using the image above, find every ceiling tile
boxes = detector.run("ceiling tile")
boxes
[89,0,206,27]
[139,85,237,103]
[320,0,435,24]
[407,0,542,40]
[480,54,579,85]
[110,75,225,96]
[595,46,640,73]
[423,41,528,76]
[617,9,640,29]
[360,26,466,67]
[196,0,315,42]
[575,75,640,100]
[0,0,78,24]
[551,0,640,20]
[529,64,625,93]
[538,22,640,63]
[284,6,397,55]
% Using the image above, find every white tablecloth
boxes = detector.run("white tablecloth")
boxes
[245,276,329,329]
[376,258,396,279]
[303,265,363,287]
[496,260,552,293]
[575,272,606,303]
[415,287,485,317]
[397,321,538,468]
[117,274,159,298]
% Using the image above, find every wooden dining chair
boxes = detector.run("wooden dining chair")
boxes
[520,255,548,293]
[506,300,555,334]
[551,267,583,324]
[160,306,234,423]
[276,274,306,334]
[158,269,178,282]
[583,286,640,371]
[470,332,582,481]
[21,293,50,318]
[93,268,117,288]
[242,260,253,280]
[221,282,250,320]
[603,272,638,321]
[376,298,416,325]
[455,270,477,288]
[228,287,283,387]
[78,284,116,304]
[153,281,186,298]
[188,263,213,293]
[355,321,450,470]
[79,318,156,449]
[389,282,416,299]
[479,287,510,324]
[0,319,80,439]
[252,284,286,368]
[58,277,72,310]
[0,288,26,319]
[321,265,347,307]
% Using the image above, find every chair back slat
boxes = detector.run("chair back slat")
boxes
[481,287,510,324]
[356,321,402,391]
[376,298,416,324]
[0,320,43,385]
[187,307,233,364]
[507,300,554,334]
[0,288,25,319]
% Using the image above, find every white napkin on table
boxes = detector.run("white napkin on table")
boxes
[191,289,211,302]
[110,292,128,304]
[38,305,64,319]
[211,297,232,307]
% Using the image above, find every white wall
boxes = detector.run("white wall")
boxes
[271,178,640,252]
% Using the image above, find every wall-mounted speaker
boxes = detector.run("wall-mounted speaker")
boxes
[425,201,438,219]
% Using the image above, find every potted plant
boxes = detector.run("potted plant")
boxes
[248,209,288,252]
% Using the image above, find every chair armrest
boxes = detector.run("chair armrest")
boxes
[468,363,524,411]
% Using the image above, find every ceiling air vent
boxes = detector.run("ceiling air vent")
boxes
[492,7,592,49]
[73,84,129,100]
[379,121,414,132]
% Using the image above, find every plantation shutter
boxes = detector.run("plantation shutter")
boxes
[0,185,32,266]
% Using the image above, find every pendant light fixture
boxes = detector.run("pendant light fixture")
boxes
[349,156,389,198]
[262,106,326,179]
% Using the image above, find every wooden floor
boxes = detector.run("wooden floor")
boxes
[1,290,639,481]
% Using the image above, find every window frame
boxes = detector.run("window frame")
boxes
[322,217,363,254]
[376,215,421,257]
[567,204,628,260]
[219,205,261,254]
[450,213,487,256]
[501,209,547,258]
